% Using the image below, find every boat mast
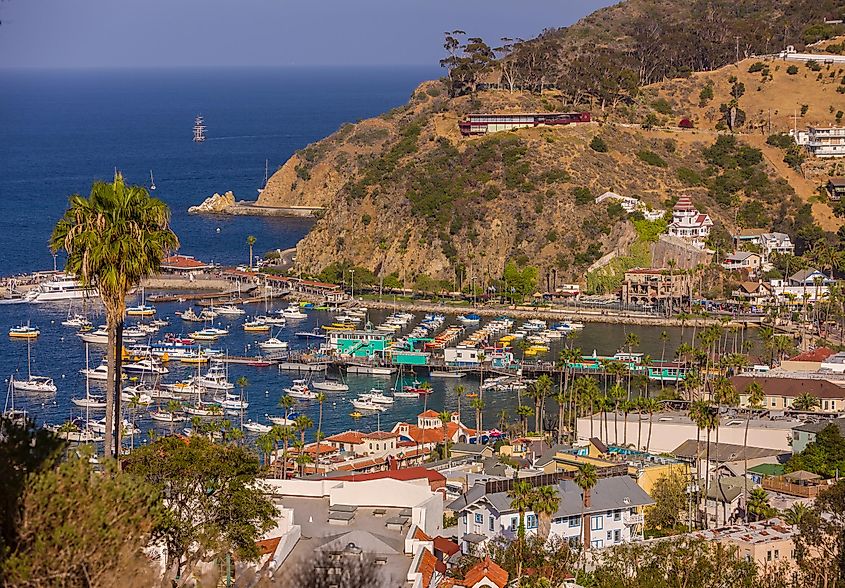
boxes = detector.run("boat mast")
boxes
[193,115,207,143]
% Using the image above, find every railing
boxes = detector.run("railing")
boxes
[623,512,644,525]
[762,476,826,498]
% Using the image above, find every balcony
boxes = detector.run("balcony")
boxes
[623,512,644,525]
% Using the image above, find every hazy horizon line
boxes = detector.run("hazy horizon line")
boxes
[0,63,442,72]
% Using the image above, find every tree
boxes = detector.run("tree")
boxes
[783,502,809,526]
[439,410,452,459]
[470,396,485,438]
[1,449,161,587]
[575,463,598,554]
[529,374,552,434]
[273,425,296,480]
[532,485,560,541]
[50,173,179,459]
[793,392,820,412]
[746,488,773,521]
[123,435,277,580]
[316,391,327,468]
[787,423,845,478]
[743,382,765,522]
[247,234,256,269]
[508,479,534,580]
[795,481,845,587]
[455,384,465,423]
[516,404,534,437]
[646,467,689,532]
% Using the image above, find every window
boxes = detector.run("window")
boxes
[510,517,518,531]
[606,531,613,541]
[489,516,495,531]
[614,529,621,542]
[774,549,779,560]
[767,550,772,562]
[569,516,580,528]
[475,513,483,524]
[613,509,621,521]
[591,539,603,549]
[463,513,467,525]
[526,514,538,529]
[591,516,603,531]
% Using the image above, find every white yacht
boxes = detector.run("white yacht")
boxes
[215,305,246,316]
[89,418,139,436]
[258,337,288,351]
[62,313,91,328]
[12,375,57,393]
[79,361,111,381]
[281,303,307,319]
[78,326,144,345]
[123,358,169,375]
[195,364,234,391]
[71,393,107,409]
[350,398,387,412]
[243,420,272,433]
[216,392,249,410]
[284,379,316,400]
[361,388,393,404]
[25,275,98,303]
[151,411,186,423]
[311,379,349,392]
[263,315,287,326]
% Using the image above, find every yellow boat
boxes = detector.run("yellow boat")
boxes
[322,322,355,332]
[350,411,362,419]
[243,321,270,332]
[8,325,39,339]
[180,354,210,364]
[466,392,478,399]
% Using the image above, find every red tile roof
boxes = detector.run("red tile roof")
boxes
[462,557,509,588]
[419,409,441,418]
[414,526,432,541]
[161,254,210,270]
[326,431,366,444]
[363,430,399,440]
[331,466,445,485]
[418,549,438,588]
[255,536,281,556]
[433,536,461,557]
[788,347,835,362]
[674,195,695,211]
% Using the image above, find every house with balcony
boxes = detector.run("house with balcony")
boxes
[759,232,795,258]
[802,126,845,158]
[721,251,763,273]
[666,196,713,249]
[391,410,480,449]
[449,474,653,554]
[621,268,690,311]
[827,177,845,201]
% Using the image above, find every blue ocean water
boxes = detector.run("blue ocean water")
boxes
[0,66,439,274]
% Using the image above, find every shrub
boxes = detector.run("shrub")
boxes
[546,229,558,243]
[590,136,608,153]
[698,83,714,106]
[787,65,799,75]
[806,60,822,72]
[652,98,673,115]
[361,214,372,226]
[747,62,765,73]
[676,167,703,187]
[606,202,625,219]
[572,186,593,205]
[766,133,794,149]
[800,104,809,117]
[637,150,667,168]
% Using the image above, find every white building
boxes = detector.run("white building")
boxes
[795,126,845,158]
[759,232,795,257]
[666,196,713,249]
[595,191,665,221]
[449,476,652,554]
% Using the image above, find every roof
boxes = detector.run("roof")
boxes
[326,431,366,444]
[791,418,845,435]
[735,228,767,238]
[705,477,745,502]
[784,470,821,481]
[419,410,441,418]
[730,375,845,399]
[724,251,759,262]
[590,437,609,454]
[462,557,509,588]
[363,430,399,440]
[160,254,210,270]
[450,442,492,455]
[828,177,845,187]
[748,463,785,477]
[330,466,446,485]
[673,196,695,211]
[255,536,281,556]
[788,347,835,362]
[417,549,438,588]
[314,529,401,555]
[672,439,785,463]
[433,536,461,557]
[789,268,825,283]
[414,526,432,541]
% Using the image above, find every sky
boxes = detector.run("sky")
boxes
[0,0,617,68]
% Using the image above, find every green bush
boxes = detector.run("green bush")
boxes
[676,167,704,187]
[806,60,822,72]
[698,83,714,105]
[787,65,799,75]
[572,186,593,205]
[637,150,667,168]
[590,136,608,153]
[652,98,673,115]
[747,62,765,73]
[361,214,372,226]
[766,133,794,150]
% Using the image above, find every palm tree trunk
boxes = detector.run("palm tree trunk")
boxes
[704,427,712,529]
[744,414,750,524]
[589,398,594,438]
[646,411,654,453]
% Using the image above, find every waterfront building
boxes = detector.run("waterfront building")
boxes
[731,281,774,305]
[666,196,712,249]
[458,112,591,136]
[796,125,845,158]
[621,268,690,310]
[780,347,836,372]
[159,254,212,274]
[392,410,480,448]
[731,375,845,412]
[788,267,832,286]
[327,329,392,359]
[449,474,652,554]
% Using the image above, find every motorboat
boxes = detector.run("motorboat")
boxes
[215,305,246,316]
[350,398,387,412]
[71,393,107,409]
[216,392,249,410]
[268,414,297,426]
[458,314,481,325]
[263,315,287,326]
[258,337,288,351]
[243,420,272,433]
[89,418,139,436]
[12,375,57,393]
[183,403,220,417]
[80,361,109,381]
[281,304,307,319]
[121,388,153,405]
[24,275,98,303]
[295,328,327,340]
[178,308,203,322]
[123,358,169,375]
[78,326,144,345]
[9,325,39,339]
[189,328,222,341]
[126,304,156,317]
[243,319,270,332]
[334,314,361,323]
[151,411,186,423]
[284,379,316,400]
[195,364,234,391]
[361,389,393,404]
[62,313,91,328]
[311,379,349,392]
[392,389,419,398]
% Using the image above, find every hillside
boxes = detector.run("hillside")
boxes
[253,0,845,291]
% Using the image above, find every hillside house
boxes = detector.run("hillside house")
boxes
[391,410,480,448]
[827,177,845,201]
[732,281,774,305]
[666,196,712,249]
[759,232,795,258]
[621,268,690,310]
[788,268,831,286]
[458,112,591,135]
[721,251,763,273]
[794,126,845,158]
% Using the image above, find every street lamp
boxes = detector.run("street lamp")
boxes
[349,269,355,301]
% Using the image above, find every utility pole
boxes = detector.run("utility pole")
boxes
[735,36,740,64]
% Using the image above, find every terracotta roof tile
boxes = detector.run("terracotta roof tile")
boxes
[418,549,438,588]
[788,347,835,362]
[462,556,508,588]
[326,431,366,444]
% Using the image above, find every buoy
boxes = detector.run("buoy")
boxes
[216,227,221,233]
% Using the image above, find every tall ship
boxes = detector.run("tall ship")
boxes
[193,115,207,143]
[24,275,98,303]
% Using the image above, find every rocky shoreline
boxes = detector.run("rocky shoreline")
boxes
[188,192,322,218]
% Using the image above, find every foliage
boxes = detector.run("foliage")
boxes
[502,262,538,300]
[786,423,845,479]
[794,481,845,588]
[124,435,277,579]
[477,535,578,587]
[637,150,667,168]
[652,98,673,115]
[747,62,765,73]
[590,135,609,153]
[699,83,714,106]
[317,262,376,287]
[646,467,690,531]
[573,186,593,205]
[676,166,704,187]
[787,65,799,75]
[766,133,794,150]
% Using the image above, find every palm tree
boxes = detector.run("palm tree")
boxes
[257,432,275,467]
[247,235,256,269]
[477,351,486,398]
[508,479,534,580]
[608,383,625,444]
[294,414,314,447]
[642,397,661,453]
[783,502,809,526]
[57,421,79,458]
[470,396,485,440]
[688,399,711,525]
[659,330,670,393]
[624,332,640,400]
[529,375,552,434]
[315,391,326,469]
[166,399,182,436]
[126,395,142,451]
[50,173,179,459]
[279,394,296,421]
[496,409,509,433]
[438,410,452,459]
[420,381,433,412]
[273,425,295,479]
[293,440,312,477]
[575,463,598,554]
[577,377,600,440]
[533,485,560,541]
[792,392,820,412]
[712,377,738,527]
[516,405,533,437]
[747,488,772,521]
[742,382,765,523]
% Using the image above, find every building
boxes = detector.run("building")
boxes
[732,281,774,305]
[666,196,713,249]
[733,228,767,249]
[791,418,845,453]
[391,410,480,448]
[731,375,845,412]
[802,126,845,158]
[827,177,845,201]
[449,474,653,553]
[458,112,591,135]
[759,232,795,257]
[780,45,845,65]
[822,352,845,374]
[788,268,832,286]
[780,347,836,372]
[440,556,508,588]
[324,430,400,454]
[621,268,690,310]
[692,518,797,570]
[721,251,762,273]
[159,254,213,274]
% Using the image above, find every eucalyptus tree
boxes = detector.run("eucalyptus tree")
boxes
[50,173,179,459]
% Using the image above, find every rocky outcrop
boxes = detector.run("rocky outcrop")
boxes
[188,191,236,214]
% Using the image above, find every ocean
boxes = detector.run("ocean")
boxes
[0,67,686,446]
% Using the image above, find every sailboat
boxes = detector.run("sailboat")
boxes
[12,339,57,393]
[149,170,156,191]
[311,364,349,392]
[257,159,269,195]
[71,344,107,409]
[4,379,27,422]
[193,115,207,143]
[127,287,156,316]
